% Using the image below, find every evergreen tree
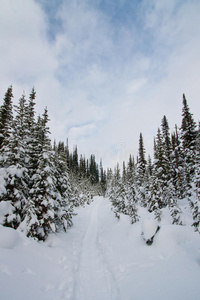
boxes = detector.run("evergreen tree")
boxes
[153,122,174,208]
[161,115,182,221]
[109,164,126,219]
[20,108,55,240]
[167,180,183,225]
[65,138,70,169]
[147,155,153,177]
[148,171,162,222]
[149,128,167,211]
[72,145,79,175]
[0,87,26,229]
[100,159,107,196]
[122,161,127,184]
[79,154,86,179]
[125,159,139,224]
[180,94,197,189]
[25,88,38,181]
[190,122,200,231]
[135,133,147,206]
[124,155,135,189]
[105,168,113,197]
[148,127,169,220]
[20,108,74,240]
[1,94,29,228]
[161,115,171,162]
[52,151,74,229]
[171,125,184,199]
[137,133,147,180]
[89,154,99,185]
[0,85,13,151]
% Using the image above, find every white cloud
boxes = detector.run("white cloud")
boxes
[0,0,200,170]
[0,0,56,81]
[126,78,147,95]
[68,123,96,140]
[0,0,59,116]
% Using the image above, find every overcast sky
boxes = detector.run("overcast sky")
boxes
[0,0,200,169]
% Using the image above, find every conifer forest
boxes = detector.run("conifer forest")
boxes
[0,85,200,241]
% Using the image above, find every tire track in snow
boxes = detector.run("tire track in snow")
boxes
[73,197,119,300]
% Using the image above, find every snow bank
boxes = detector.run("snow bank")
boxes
[0,201,15,224]
[142,218,159,240]
[0,226,20,249]
[0,197,200,300]
[0,168,7,195]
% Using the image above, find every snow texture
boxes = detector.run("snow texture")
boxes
[142,218,159,240]
[0,196,200,300]
[0,225,20,249]
[0,168,7,195]
[0,201,15,224]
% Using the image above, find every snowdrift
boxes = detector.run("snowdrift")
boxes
[0,197,200,300]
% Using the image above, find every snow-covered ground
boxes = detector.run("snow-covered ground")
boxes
[1,196,200,300]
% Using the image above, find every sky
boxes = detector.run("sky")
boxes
[0,0,200,169]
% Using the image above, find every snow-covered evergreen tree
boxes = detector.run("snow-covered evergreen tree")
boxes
[149,128,168,213]
[161,115,172,162]
[180,94,197,192]
[190,122,200,231]
[108,164,126,219]
[148,169,162,222]
[125,161,139,224]
[0,87,27,228]
[20,109,56,240]
[1,94,29,228]
[25,88,38,181]
[52,151,74,229]
[135,133,148,207]
[161,116,183,223]
[20,108,74,240]
[167,181,183,225]
[137,133,147,182]
[171,125,185,199]
[100,159,107,196]
[0,86,13,151]
[179,94,199,231]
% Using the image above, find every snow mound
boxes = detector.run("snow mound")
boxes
[142,218,159,239]
[142,218,160,245]
[0,226,20,249]
[0,201,15,224]
[0,197,200,300]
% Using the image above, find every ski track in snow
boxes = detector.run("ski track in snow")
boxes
[1,196,200,300]
[72,197,119,300]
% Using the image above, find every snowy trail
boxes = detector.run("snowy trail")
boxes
[73,197,119,300]
[1,196,200,300]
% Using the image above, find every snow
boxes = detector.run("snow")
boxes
[7,165,24,178]
[142,218,159,240]
[0,168,7,195]
[0,196,200,300]
[0,201,14,224]
[0,225,20,249]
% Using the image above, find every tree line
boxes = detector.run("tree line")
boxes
[0,86,105,240]
[0,86,199,239]
[106,94,200,232]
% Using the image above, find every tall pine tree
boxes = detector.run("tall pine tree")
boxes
[180,94,197,189]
